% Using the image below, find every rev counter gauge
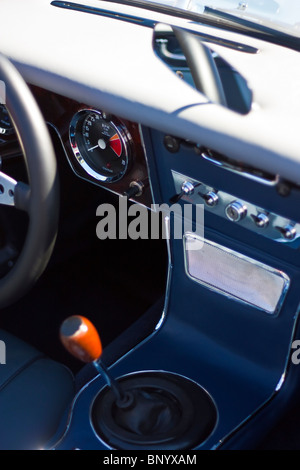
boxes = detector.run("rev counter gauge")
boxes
[69,109,133,183]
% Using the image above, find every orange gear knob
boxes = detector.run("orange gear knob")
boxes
[60,315,103,363]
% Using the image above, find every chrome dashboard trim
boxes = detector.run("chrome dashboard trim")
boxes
[172,170,300,247]
[97,0,259,53]
[138,124,156,207]
[183,233,290,316]
[200,151,279,186]
[51,1,156,27]
[51,1,259,54]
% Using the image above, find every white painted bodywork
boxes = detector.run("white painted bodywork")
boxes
[0,0,300,183]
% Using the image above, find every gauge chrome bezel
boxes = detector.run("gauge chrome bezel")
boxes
[69,109,131,183]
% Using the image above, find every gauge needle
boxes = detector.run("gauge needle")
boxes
[88,139,107,152]
[87,145,98,152]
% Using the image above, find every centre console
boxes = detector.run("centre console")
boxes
[51,126,300,450]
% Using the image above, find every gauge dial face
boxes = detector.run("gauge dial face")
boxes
[0,104,14,136]
[69,110,132,183]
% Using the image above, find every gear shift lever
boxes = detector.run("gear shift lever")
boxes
[60,315,217,449]
[60,315,133,408]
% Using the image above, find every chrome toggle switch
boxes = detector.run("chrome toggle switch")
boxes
[181,181,196,196]
[251,213,269,229]
[169,181,198,203]
[275,224,297,240]
[200,191,219,207]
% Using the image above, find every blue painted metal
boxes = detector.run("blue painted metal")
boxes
[54,127,300,449]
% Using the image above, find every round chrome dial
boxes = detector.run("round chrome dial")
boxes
[225,201,247,222]
[69,109,132,183]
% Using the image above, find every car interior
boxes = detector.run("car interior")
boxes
[1,0,300,451]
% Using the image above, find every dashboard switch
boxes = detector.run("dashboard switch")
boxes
[275,224,297,240]
[251,213,269,228]
[225,201,247,222]
[181,181,195,196]
[123,180,146,198]
[170,180,197,203]
[201,191,219,207]
[164,135,181,153]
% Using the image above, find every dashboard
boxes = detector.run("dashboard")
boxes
[0,89,153,208]
[1,41,300,303]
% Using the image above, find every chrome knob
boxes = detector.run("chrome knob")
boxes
[275,224,297,240]
[169,181,196,203]
[202,191,219,207]
[251,213,269,229]
[225,201,247,222]
[181,181,195,196]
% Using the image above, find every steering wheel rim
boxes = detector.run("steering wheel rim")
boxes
[0,53,59,308]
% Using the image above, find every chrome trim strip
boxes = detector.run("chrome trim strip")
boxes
[51,1,258,54]
[183,233,290,316]
[155,215,172,330]
[138,124,156,207]
[51,1,156,27]
[94,0,259,53]
[200,151,279,186]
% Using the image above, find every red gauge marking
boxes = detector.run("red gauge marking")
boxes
[109,133,122,157]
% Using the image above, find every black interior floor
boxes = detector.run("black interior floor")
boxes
[0,233,168,373]
[0,132,168,372]
[0,153,168,375]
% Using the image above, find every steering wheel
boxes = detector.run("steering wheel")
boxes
[0,53,59,308]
